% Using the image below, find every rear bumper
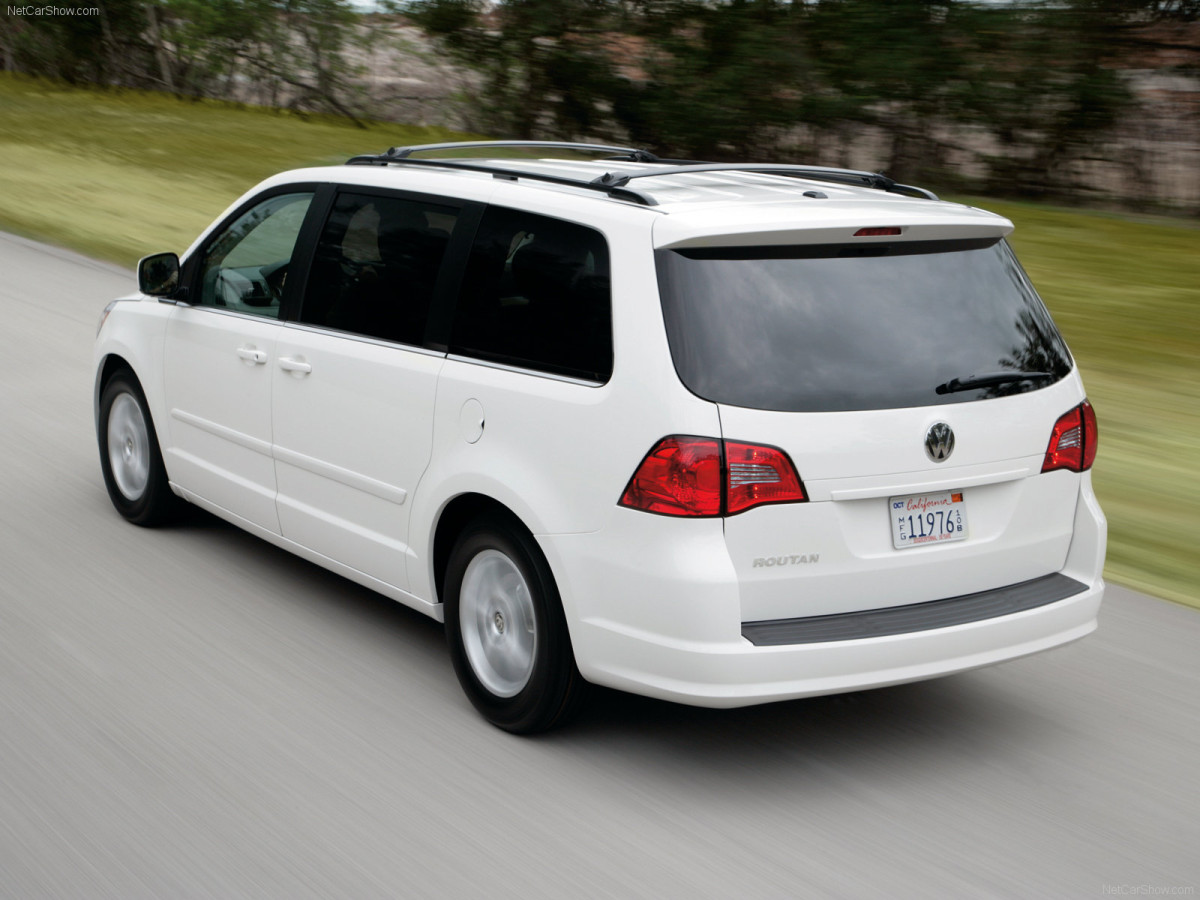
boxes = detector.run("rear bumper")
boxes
[538,475,1105,708]
[571,581,1100,707]
[741,572,1087,646]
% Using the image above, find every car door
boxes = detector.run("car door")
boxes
[270,189,467,590]
[162,189,317,533]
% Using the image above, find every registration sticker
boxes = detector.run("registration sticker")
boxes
[890,491,967,549]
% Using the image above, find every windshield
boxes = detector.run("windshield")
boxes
[655,239,1072,412]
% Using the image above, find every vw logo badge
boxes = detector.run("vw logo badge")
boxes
[925,422,955,462]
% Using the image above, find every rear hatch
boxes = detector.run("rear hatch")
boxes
[654,213,1085,623]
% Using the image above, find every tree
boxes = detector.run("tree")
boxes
[613,1,813,159]
[3,1,370,123]
[409,0,621,139]
[2,1,155,86]
[159,0,368,120]
[962,1,1138,196]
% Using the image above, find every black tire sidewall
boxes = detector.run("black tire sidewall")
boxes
[98,370,176,527]
[444,517,581,734]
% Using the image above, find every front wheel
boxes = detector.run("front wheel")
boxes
[444,517,587,733]
[98,369,181,526]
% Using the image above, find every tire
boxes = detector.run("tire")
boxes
[444,516,588,733]
[98,369,181,527]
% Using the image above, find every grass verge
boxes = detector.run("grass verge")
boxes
[0,73,475,264]
[2,73,1197,608]
[967,198,1199,609]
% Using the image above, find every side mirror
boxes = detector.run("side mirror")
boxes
[138,251,181,297]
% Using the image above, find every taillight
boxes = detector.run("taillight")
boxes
[619,436,807,517]
[853,227,902,237]
[619,436,722,517]
[725,440,807,514]
[1042,400,1098,473]
[1081,401,1098,469]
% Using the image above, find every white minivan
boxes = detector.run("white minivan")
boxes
[94,142,1105,732]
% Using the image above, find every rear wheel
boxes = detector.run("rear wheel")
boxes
[444,516,587,733]
[98,369,180,526]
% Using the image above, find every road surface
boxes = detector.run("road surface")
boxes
[1,231,1196,898]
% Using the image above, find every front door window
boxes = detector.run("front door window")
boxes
[199,192,314,317]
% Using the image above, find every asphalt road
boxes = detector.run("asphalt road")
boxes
[1,230,1197,899]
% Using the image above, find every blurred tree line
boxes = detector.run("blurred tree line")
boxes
[410,0,1199,195]
[0,0,372,121]
[2,0,1197,196]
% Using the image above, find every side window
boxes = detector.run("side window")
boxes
[451,207,612,382]
[299,191,458,346]
[198,192,314,318]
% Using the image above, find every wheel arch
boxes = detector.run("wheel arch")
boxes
[95,353,176,488]
[432,493,535,607]
[94,353,137,427]
[437,492,589,732]
[96,359,184,526]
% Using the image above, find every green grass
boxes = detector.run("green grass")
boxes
[0,73,476,264]
[964,197,1200,609]
[2,74,1197,608]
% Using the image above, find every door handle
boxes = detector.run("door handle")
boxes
[278,356,312,375]
[236,346,267,365]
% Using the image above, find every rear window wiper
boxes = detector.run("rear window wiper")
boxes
[935,371,1053,395]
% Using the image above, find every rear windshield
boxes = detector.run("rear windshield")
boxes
[655,239,1072,412]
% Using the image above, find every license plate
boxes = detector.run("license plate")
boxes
[890,491,968,549]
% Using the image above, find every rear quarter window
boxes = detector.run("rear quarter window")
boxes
[450,206,612,382]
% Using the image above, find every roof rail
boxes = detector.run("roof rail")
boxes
[592,163,939,200]
[345,153,660,206]
[344,141,938,203]
[376,140,663,162]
